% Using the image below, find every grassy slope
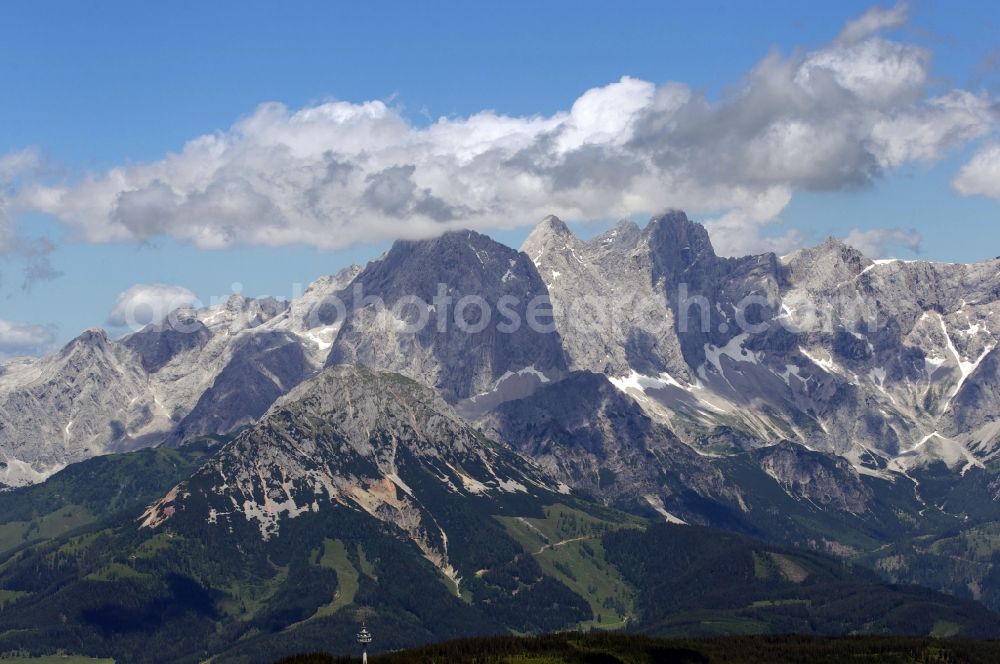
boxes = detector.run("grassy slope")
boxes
[312,539,359,618]
[0,440,220,561]
[496,504,642,630]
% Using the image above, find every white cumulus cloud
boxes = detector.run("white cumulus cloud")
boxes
[837,1,909,43]
[953,144,1000,199]
[7,3,997,259]
[107,283,201,329]
[0,319,56,358]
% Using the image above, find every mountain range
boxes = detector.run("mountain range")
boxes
[3,211,1000,660]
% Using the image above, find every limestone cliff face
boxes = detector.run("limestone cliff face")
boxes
[0,267,362,486]
[522,213,1000,477]
[481,370,744,519]
[327,229,567,404]
[0,329,154,486]
[754,441,873,515]
[520,215,691,380]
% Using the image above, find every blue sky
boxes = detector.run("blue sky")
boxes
[1,1,999,352]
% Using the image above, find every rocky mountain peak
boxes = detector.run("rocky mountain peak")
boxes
[327,227,567,403]
[271,364,460,434]
[820,235,871,264]
[141,363,553,596]
[421,228,499,253]
[76,327,109,343]
[643,210,716,262]
[61,328,112,355]
[612,217,640,232]
[589,218,642,254]
[539,214,571,235]
[345,227,535,301]
[303,264,362,295]
[224,293,248,311]
[122,314,211,374]
[784,234,873,290]
[521,215,577,259]
[211,294,288,330]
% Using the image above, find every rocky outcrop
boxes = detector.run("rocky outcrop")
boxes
[754,441,873,514]
[141,364,556,587]
[481,370,743,519]
[8,210,1000,510]
[521,215,691,380]
[122,314,212,373]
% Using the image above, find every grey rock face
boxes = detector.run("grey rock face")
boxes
[0,270,362,486]
[479,367,889,533]
[941,347,1000,450]
[169,330,314,442]
[481,370,742,518]
[783,237,872,291]
[522,211,785,380]
[521,212,1000,479]
[122,314,212,373]
[0,329,155,486]
[261,264,363,355]
[521,215,689,379]
[774,245,1000,467]
[484,371,669,482]
[327,229,568,403]
[753,441,872,514]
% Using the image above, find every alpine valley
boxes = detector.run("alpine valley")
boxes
[4,212,1000,662]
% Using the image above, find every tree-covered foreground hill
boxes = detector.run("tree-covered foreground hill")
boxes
[277,632,1000,664]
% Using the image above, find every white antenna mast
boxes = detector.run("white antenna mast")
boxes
[356,622,373,664]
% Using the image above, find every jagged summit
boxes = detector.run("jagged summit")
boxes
[66,327,111,349]
[820,234,868,259]
[0,324,155,486]
[392,227,505,256]
[642,209,718,268]
[783,234,870,263]
[122,313,210,373]
[783,234,873,290]
[302,264,362,295]
[612,217,640,232]
[647,208,693,227]
[521,215,577,259]
[589,218,642,253]
[539,214,572,234]
[821,234,853,250]
[526,211,711,261]
[6,208,1000,494]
